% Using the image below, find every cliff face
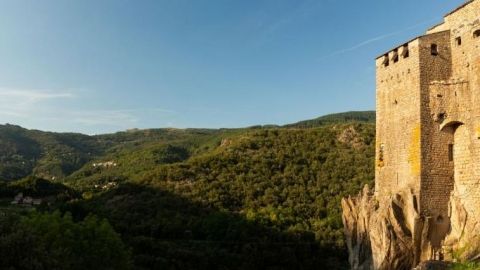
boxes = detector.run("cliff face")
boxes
[342,186,480,270]
[443,190,480,262]
[342,186,417,270]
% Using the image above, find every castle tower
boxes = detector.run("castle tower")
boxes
[375,0,480,260]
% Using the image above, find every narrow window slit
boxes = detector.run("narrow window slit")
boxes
[382,54,389,67]
[431,44,439,56]
[448,144,454,161]
[392,49,399,63]
[401,44,409,58]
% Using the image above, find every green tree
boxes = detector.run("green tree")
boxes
[0,211,132,270]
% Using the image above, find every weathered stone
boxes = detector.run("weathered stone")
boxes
[342,186,420,270]
[343,1,480,269]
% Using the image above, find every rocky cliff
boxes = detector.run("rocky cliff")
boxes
[342,185,480,270]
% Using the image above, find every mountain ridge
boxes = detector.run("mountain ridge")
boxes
[0,111,375,182]
[0,110,376,136]
[0,111,376,269]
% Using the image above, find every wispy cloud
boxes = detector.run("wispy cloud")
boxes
[0,88,74,101]
[0,87,75,117]
[251,0,322,47]
[68,108,176,127]
[264,0,320,35]
[319,18,440,60]
[0,87,176,133]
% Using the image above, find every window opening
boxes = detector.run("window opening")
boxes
[382,54,389,67]
[456,37,462,46]
[401,44,409,58]
[431,44,439,56]
[448,144,454,161]
[473,29,480,38]
[392,49,399,63]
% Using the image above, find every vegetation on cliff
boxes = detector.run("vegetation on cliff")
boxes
[449,262,480,270]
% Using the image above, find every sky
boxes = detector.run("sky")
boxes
[0,0,467,134]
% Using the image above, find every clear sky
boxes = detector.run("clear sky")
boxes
[0,0,466,134]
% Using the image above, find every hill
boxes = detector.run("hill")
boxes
[0,111,375,183]
[285,111,375,128]
[0,124,104,181]
[0,112,376,269]
[66,123,375,269]
[0,124,246,182]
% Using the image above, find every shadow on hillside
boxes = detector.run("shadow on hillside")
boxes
[63,183,348,270]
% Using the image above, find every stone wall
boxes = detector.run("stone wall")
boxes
[376,0,480,249]
[425,0,480,252]
[418,31,453,221]
[375,39,422,201]
[344,1,480,269]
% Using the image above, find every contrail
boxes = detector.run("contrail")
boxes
[319,18,440,60]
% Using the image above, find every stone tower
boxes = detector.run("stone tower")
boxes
[343,1,480,269]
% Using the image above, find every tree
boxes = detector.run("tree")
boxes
[0,211,132,270]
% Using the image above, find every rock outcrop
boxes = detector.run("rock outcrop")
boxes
[342,185,480,270]
[342,185,420,270]
[443,190,480,262]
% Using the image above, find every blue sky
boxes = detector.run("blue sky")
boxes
[0,0,466,134]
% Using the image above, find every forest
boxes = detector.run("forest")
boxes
[0,111,376,269]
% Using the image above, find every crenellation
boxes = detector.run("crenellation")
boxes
[345,3,480,267]
[375,0,480,264]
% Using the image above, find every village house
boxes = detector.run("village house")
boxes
[11,193,43,206]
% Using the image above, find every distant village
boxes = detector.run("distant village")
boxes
[94,182,118,190]
[91,161,119,190]
[92,161,118,168]
[10,193,42,206]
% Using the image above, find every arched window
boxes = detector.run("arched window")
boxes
[473,29,480,38]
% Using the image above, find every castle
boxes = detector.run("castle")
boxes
[377,0,480,264]
[342,1,480,269]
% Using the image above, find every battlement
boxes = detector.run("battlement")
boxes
[376,42,412,67]
[376,30,455,66]
[375,0,480,244]
[378,0,480,65]
[342,2,480,267]
[376,37,418,61]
